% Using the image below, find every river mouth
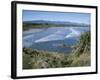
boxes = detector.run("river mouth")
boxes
[23,27,89,53]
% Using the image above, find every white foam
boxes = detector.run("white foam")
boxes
[23,27,86,44]
[34,27,82,43]
[23,34,34,40]
[35,30,66,43]
[65,28,81,38]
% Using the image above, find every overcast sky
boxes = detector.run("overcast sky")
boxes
[22,10,90,24]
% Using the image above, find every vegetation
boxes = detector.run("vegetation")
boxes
[23,23,64,31]
[23,31,91,69]
[72,31,90,56]
[23,23,90,31]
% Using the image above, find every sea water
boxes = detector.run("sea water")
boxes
[23,27,90,53]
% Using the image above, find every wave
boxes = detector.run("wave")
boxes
[23,27,88,46]
[23,34,34,40]
[34,30,66,43]
[65,28,81,38]
[34,27,82,43]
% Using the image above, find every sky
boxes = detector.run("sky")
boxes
[22,10,90,24]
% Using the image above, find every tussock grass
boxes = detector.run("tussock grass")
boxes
[23,49,90,69]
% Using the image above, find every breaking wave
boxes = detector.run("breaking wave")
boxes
[23,27,89,47]
[34,30,67,43]
[65,28,81,38]
[34,27,82,43]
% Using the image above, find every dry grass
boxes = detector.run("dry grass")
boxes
[23,49,90,69]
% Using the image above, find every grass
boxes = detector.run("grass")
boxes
[23,49,69,69]
[23,31,91,69]
[23,48,90,69]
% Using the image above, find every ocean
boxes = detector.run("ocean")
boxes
[23,27,90,53]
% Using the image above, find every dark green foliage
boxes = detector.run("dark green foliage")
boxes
[23,53,33,69]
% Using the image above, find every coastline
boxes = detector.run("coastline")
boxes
[23,28,45,34]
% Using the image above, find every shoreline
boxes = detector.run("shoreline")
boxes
[23,28,45,34]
